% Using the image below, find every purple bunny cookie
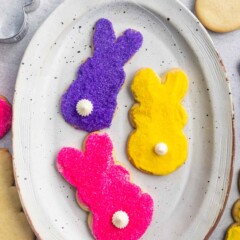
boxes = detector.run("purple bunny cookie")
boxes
[61,18,143,132]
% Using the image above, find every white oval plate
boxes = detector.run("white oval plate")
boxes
[13,0,234,239]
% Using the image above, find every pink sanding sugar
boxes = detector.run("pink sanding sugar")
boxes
[57,132,153,240]
[0,96,12,139]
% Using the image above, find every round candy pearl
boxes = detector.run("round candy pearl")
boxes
[155,142,168,156]
[112,210,129,229]
[76,99,93,117]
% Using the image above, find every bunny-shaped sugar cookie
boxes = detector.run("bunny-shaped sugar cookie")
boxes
[128,68,188,175]
[57,132,153,240]
[61,19,143,132]
[0,96,12,139]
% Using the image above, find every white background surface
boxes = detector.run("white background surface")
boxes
[0,0,239,239]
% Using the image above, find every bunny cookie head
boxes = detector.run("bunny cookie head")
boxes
[57,132,153,240]
[61,19,143,132]
[128,68,188,175]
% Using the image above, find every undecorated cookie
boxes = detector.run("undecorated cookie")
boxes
[57,132,153,240]
[128,68,188,175]
[196,0,240,32]
[232,199,240,222]
[0,149,34,240]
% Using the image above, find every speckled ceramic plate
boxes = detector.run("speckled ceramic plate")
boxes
[13,0,234,239]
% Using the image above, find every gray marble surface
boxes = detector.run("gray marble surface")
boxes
[0,0,239,239]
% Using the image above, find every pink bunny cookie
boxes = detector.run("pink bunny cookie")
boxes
[0,96,12,139]
[57,132,153,240]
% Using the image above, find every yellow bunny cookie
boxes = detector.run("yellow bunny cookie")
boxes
[225,224,240,240]
[127,68,188,175]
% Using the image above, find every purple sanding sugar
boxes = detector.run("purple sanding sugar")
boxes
[61,18,143,132]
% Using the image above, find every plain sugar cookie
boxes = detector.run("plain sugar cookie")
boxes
[196,0,240,32]
[0,149,34,240]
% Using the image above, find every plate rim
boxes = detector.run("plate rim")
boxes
[12,0,235,239]
[175,2,235,239]
[169,3,235,239]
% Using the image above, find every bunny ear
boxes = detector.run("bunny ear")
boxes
[57,147,84,187]
[163,69,189,101]
[114,29,143,65]
[131,68,161,103]
[93,18,116,55]
[84,132,114,169]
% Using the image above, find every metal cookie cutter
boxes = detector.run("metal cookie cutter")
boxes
[0,0,39,43]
